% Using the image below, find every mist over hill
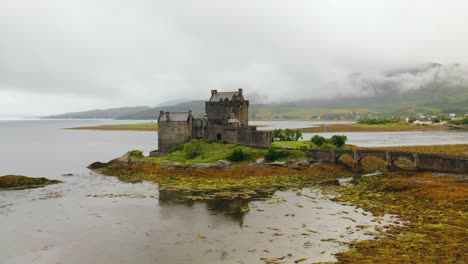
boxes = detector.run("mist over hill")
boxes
[45,63,468,120]
[44,83,467,120]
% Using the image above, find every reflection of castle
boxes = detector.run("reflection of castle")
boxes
[153,89,272,154]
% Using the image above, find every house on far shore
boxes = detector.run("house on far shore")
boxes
[151,89,272,155]
[413,119,433,125]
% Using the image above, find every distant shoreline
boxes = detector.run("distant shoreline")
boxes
[66,123,159,131]
[66,122,456,132]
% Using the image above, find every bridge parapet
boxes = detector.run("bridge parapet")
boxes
[308,148,468,173]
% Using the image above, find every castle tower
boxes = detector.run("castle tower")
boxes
[205,88,249,126]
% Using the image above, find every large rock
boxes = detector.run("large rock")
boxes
[268,161,287,167]
[87,162,108,170]
[216,160,232,166]
[88,154,153,170]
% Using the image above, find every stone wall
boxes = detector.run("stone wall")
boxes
[309,149,468,173]
[158,120,193,153]
[417,153,468,173]
[205,100,249,125]
[190,121,271,148]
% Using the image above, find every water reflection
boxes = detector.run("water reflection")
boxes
[158,185,278,222]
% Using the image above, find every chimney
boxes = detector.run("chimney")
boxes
[238,88,243,96]
[188,110,192,116]
[211,90,217,96]
[166,112,170,121]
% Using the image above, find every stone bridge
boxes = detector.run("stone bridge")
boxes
[308,149,468,173]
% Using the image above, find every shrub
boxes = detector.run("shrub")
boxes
[311,135,326,147]
[127,150,144,158]
[330,135,348,148]
[227,147,247,162]
[264,147,288,161]
[309,142,319,149]
[183,139,203,159]
[448,117,468,125]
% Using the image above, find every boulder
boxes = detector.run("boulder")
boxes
[255,158,266,164]
[87,162,108,170]
[268,161,287,167]
[216,160,232,166]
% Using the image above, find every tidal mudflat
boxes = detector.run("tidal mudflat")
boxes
[0,171,400,264]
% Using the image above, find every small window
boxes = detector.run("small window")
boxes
[216,133,222,141]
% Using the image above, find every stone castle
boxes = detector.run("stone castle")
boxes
[152,89,272,155]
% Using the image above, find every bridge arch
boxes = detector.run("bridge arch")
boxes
[308,148,467,173]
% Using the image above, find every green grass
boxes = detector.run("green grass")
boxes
[271,141,314,148]
[140,140,309,164]
[68,122,158,131]
[116,122,156,127]
[103,123,158,129]
[163,141,267,164]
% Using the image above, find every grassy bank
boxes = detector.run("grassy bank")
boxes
[142,140,308,164]
[67,122,158,131]
[0,175,61,190]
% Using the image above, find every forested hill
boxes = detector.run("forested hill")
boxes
[45,106,151,119]
[45,83,468,120]
[116,100,205,119]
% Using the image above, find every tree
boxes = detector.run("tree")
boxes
[293,130,303,141]
[311,135,326,147]
[330,135,348,148]
[272,129,284,141]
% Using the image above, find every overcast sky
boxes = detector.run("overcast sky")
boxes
[1,0,468,116]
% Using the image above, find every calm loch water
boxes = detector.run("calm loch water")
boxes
[1,119,466,263]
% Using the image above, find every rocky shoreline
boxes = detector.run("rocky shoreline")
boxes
[87,151,467,263]
[88,153,319,171]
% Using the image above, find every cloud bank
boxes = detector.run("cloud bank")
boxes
[1,0,468,115]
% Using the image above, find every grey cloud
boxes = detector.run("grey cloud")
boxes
[1,0,468,115]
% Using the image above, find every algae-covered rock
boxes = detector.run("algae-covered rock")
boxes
[88,154,153,170]
[0,175,61,190]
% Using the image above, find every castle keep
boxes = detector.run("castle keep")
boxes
[153,89,272,154]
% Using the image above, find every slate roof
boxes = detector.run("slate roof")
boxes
[209,91,240,102]
[158,112,191,122]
